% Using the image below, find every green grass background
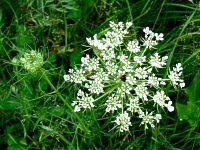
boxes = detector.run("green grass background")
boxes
[0,0,200,149]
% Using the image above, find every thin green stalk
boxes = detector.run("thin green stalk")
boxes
[125,0,133,23]
[40,68,90,134]
[153,0,166,30]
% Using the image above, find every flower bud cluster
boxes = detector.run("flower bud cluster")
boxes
[19,50,43,72]
[64,21,185,132]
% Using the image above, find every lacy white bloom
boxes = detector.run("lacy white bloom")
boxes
[143,27,154,36]
[142,27,164,49]
[64,68,86,84]
[90,69,109,81]
[84,80,104,94]
[117,82,133,95]
[139,110,161,129]
[154,114,162,123]
[81,55,99,71]
[134,56,146,65]
[105,61,118,76]
[114,111,132,132]
[127,40,140,53]
[168,63,185,88]
[105,94,122,112]
[149,53,168,68]
[139,110,155,129]
[72,90,95,112]
[63,21,185,133]
[87,21,132,51]
[126,97,141,113]
[126,74,137,85]
[155,33,164,41]
[100,48,116,61]
[147,73,161,87]
[134,83,149,101]
[120,60,133,73]
[86,34,108,50]
[135,67,152,79]
[153,91,174,112]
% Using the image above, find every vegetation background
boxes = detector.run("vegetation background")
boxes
[0,0,200,149]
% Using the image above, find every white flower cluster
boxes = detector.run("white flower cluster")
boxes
[19,50,43,72]
[64,21,185,132]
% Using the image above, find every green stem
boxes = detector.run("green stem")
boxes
[40,68,90,134]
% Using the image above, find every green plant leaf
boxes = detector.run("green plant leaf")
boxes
[185,72,200,106]
[176,102,200,128]
[176,72,200,128]
[0,97,21,111]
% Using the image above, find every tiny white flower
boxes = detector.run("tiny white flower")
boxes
[134,83,149,101]
[64,68,87,84]
[72,90,95,112]
[149,53,168,68]
[139,111,155,129]
[126,22,132,29]
[147,74,160,87]
[168,63,185,88]
[84,80,104,94]
[126,74,137,85]
[153,91,174,112]
[165,101,174,112]
[154,33,164,41]
[143,27,153,35]
[127,40,140,53]
[180,82,185,88]
[114,111,132,132]
[155,114,162,123]
[105,94,122,112]
[134,56,146,65]
[126,97,141,113]
[135,67,151,79]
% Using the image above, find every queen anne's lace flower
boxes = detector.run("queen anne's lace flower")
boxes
[148,73,161,88]
[63,21,185,132]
